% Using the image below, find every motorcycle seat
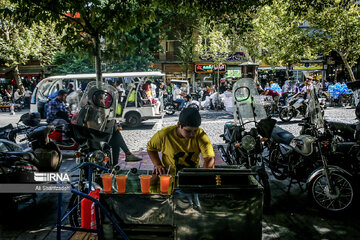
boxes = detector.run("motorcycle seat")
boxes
[326,121,357,140]
[6,151,35,161]
[271,126,295,145]
[0,124,13,132]
[336,142,356,153]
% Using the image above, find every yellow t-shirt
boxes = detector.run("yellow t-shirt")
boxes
[147,125,215,194]
[147,125,215,176]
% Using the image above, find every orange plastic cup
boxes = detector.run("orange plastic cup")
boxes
[160,175,172,194]
[101,174,114,193]
[116,175,127,194]
[139,175,152,194]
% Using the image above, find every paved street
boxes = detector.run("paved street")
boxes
[0,106,359,239]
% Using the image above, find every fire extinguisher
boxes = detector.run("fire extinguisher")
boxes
[80,189,101,229]
[91,189,101,230]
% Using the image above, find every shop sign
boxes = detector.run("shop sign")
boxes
[195,64,227,73]
[293,63,323,70]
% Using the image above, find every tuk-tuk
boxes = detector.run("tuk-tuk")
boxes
[170,79,190,95]
[30,72,165,127]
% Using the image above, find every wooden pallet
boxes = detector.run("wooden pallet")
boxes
[70,232,98,240]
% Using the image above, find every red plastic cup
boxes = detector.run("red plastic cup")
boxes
[116,175,127,194]
[101,174,113,193]
[160,175,172,194]
[139,175,152,194]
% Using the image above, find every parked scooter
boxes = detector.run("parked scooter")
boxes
[268,88,355,212]
[19,112,79,150]
[279,93,308,122]
[0,125,62,211]
[164,95,200,115]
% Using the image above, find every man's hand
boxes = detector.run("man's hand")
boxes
[153,165,166,175]
[203,156,215,169]
[148,150,166,175]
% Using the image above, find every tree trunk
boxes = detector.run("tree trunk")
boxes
[338,51,356,82]
[286,64,290,80]
[13,65,24,93]
[93,36,102,87]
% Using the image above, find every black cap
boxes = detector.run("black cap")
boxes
[179,108,201,127]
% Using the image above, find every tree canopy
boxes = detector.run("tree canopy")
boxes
[0,0,62,91]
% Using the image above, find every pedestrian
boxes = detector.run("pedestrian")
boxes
[24,87,32,108]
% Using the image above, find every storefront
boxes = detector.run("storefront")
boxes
[194,64,227,86]
[291,61,325,83]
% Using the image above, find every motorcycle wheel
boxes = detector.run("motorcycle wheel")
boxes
[217,145,231,165]
[68,193,82,227]
[279,107,295,122]
[309,171,354,212]
[268,147,288,180]
[164,104,176,115]
[356,102,360,120]
[255,169,271,209]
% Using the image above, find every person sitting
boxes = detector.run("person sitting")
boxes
[47,90,70,124]
[47,90,71,143]
[262,89,280,114]
[173,85,185,110]
[79,88,142,164]
[147,108,215,193]
[143,81,161,114]
[67,83,74,95]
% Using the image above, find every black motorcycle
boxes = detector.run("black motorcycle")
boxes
[268,88,355,212]
[66,81,116,227]
[218,79,276,208]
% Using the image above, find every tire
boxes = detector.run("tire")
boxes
[164,104,176,115]
[68,193,81,227]
[217,145,230,165]
[279,107,295,122]
[125,112,141,128]
[255,169,272,209]
[309,171,354,212]
[356,102,360,120]
[268,147,288,180]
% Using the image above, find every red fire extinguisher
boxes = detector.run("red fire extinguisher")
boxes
[81,189,101,229]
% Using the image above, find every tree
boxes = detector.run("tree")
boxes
[51,51,94,75]
[102,18,165,72]
[307,0,360,82]
[195,20,232,100]
[0,0,62,92]
[250,0,318,80]
[9,0,157,85]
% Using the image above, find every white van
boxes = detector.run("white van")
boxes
[30,72,165,127]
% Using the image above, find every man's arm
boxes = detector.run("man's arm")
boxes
[203,156,215,169]
[147,150,166,175]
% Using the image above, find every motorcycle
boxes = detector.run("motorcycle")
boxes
[279,93,308,122]
[164,95,200,115]
[19,112,79,150]
[268,88,355,212]
[0,125,62,211]
[66,81,117,227]
[218,78,276,208]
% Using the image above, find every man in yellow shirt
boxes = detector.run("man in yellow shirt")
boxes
[147,108,215,178]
